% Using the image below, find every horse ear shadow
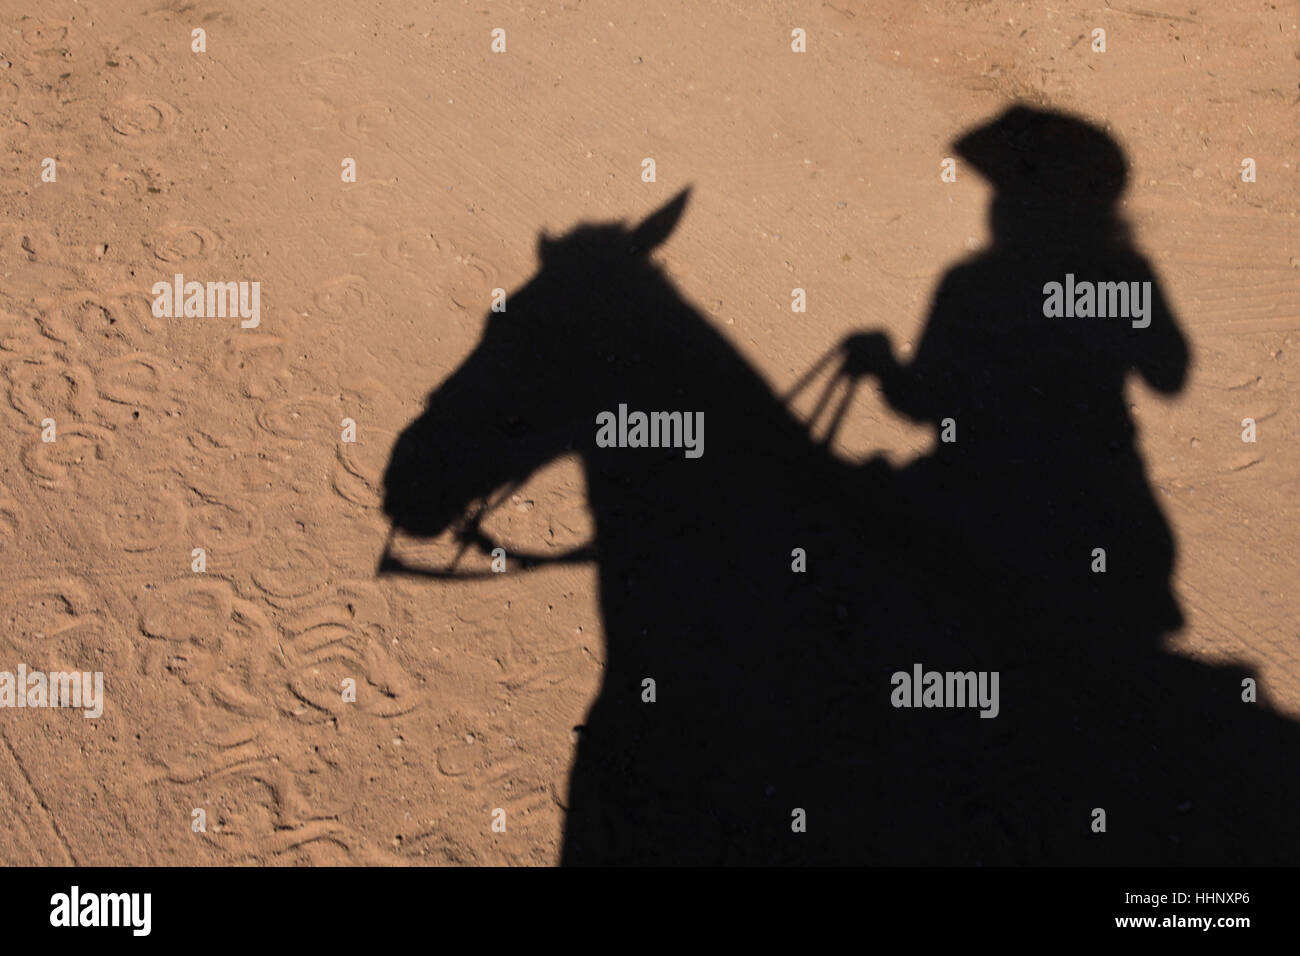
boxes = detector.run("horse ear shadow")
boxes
[536,230,555,262]
[628,186,692,253]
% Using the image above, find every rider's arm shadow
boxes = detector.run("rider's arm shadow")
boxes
[839,266,977,429]
[841,257,1190,424]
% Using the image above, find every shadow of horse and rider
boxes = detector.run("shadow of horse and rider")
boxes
[379,106,1300,865]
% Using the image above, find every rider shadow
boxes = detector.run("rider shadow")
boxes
[379,106,1300,864]
[835,106,1300,864]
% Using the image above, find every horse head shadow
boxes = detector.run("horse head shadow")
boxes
[380,188,893,863]
[379,110,1300,864]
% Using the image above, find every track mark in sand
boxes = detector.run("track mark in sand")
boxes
[5,360,98,426]
[184,449,293,505]
[291,53,369,92]
[254,818,407,865]
[444,252,499,311]
[0,578,96,632]
[0,728,76,865]
[106,98,180,138]
[483,753,556,819]
[138,577,233,645]
[186,496,267,558]
[20,422,113,490]
[377,231,498,311]
[1199,375,1263,392]
[0,310,57,362]
[0,221,65,264]
[255,396,338,443]
[492,787,556,822]
[97,34,162,77]
[447,251,501,306]
[138,584,278,706]
[0,115,28,140]
[100,163,159,200]
[0,303,32,337]
[159,739,270,788]
[500,647,591,695]
[144,224,219,264]
[105,289,170,343]
[137,587,343,850]
[281,585,418,719]
[218,334,293,399]
[0,498,21,557]
[287,647,418,723]
[251,542,334,609]
[331,180,408,221]
[161,742,328,842]
[37,291,145,351]
[0,578,118,674]
[379,229,445,270]
[437,736,479,777]
[262,819,350,856]
[1108,6,1200,24]
[93,351,170,403]
[104,480,187,554]
[18,17,71,50]
[312,275,372,317]
[339,102,398,139]
[333,427,399,507]
[95,351,185,430]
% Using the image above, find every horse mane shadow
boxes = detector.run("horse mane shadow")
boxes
[380,109,1300,864]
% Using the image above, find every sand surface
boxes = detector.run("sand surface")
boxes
[0,0,1295,864]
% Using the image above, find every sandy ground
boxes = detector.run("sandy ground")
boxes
[0,0,1295,864]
